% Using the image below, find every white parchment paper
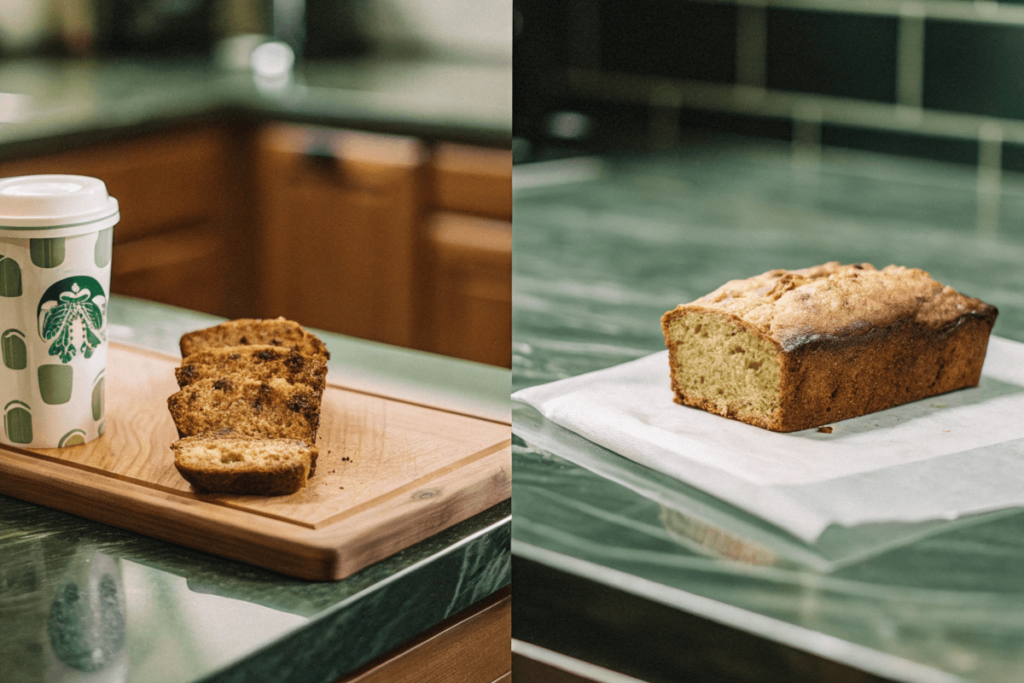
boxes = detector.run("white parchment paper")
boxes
[512,336,1024,542]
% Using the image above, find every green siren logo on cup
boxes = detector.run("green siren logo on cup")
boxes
[37,276,107,364]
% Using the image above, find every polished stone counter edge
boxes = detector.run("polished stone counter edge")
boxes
[207,514,511,683]
[242,101,512,147]
[0,58,511,155]
[0,105,510,164]
[0,491,511,683]
[512,541,962,683]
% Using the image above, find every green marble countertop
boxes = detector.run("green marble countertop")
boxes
[1,296,511,683]
[0,55,510,153]
[511,138,1024,682]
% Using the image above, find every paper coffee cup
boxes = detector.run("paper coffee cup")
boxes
[0,175,118,448]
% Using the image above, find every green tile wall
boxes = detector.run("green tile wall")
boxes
[821,125,979,167]
[599,0,737,82]
[766,9,899,103]
[923,20,1024,119]
[515,0,1024,169]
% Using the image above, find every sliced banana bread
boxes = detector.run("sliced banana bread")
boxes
[172,434,317,495]
[168,376,322,445]
[175,345,327,395]
[179,317,330,360]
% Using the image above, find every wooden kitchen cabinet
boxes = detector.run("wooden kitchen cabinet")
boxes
[338,587,511,683]
[432,143,513,220]
[424,144,512,367]
[256,124,426,349]
[0,122,512,366]
[0,125,248,317]
[107,225,227,314]
[427,213,511,368]
[256,128,512,364]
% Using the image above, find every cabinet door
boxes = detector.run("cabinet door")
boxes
[427,213,512,368]
[0,127,229,244]
[257,125,425,348]
[110,226,227,314]
[0,126,244,317]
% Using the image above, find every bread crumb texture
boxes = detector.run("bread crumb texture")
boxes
[167,376,321,444]
[666,312,781,420]
[175,344,327,394]
[662,262,998,432]
[172,435,317,495]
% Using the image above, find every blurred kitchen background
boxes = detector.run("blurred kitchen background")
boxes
[0,0,512,367]
[513,0,1024,232]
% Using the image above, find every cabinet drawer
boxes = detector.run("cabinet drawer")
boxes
[432,144,511,220]
[339,589,511,683]
[427,213,511,367]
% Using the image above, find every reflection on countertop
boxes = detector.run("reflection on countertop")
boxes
[511,136,1024,683]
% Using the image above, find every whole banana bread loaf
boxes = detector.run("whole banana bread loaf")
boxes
[661,262,998,432]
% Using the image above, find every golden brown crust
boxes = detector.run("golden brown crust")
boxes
[179,317,330,360]
[167,377,321,445]
[175,345,327,395]
[172,434,316,496]
[671,262,996,351]
[662,263,998,432]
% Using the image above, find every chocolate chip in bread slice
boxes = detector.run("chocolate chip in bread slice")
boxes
[180,317,329,360]
[172,434,317,495]
[168,376,322,447]
[176,345,327,396]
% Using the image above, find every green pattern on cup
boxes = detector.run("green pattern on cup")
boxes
[1,329,26,370]
[30,237,66,268]
[92,375,104,421]
[38,364,74,405]
[59,430,86,447]
[94,228,113,268]
[0,256,21,297]
[97,420,105,436]
[4,401,32,444]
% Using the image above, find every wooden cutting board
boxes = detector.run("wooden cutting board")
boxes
[0,343,510,580]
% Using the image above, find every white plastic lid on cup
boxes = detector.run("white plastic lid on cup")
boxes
[0,175,119,238]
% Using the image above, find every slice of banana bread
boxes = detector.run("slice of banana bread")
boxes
[168,376,322,445]
[172,434,317,495]
[179,317,330,360]
[175,345,327,395]
[661,262,998,432]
